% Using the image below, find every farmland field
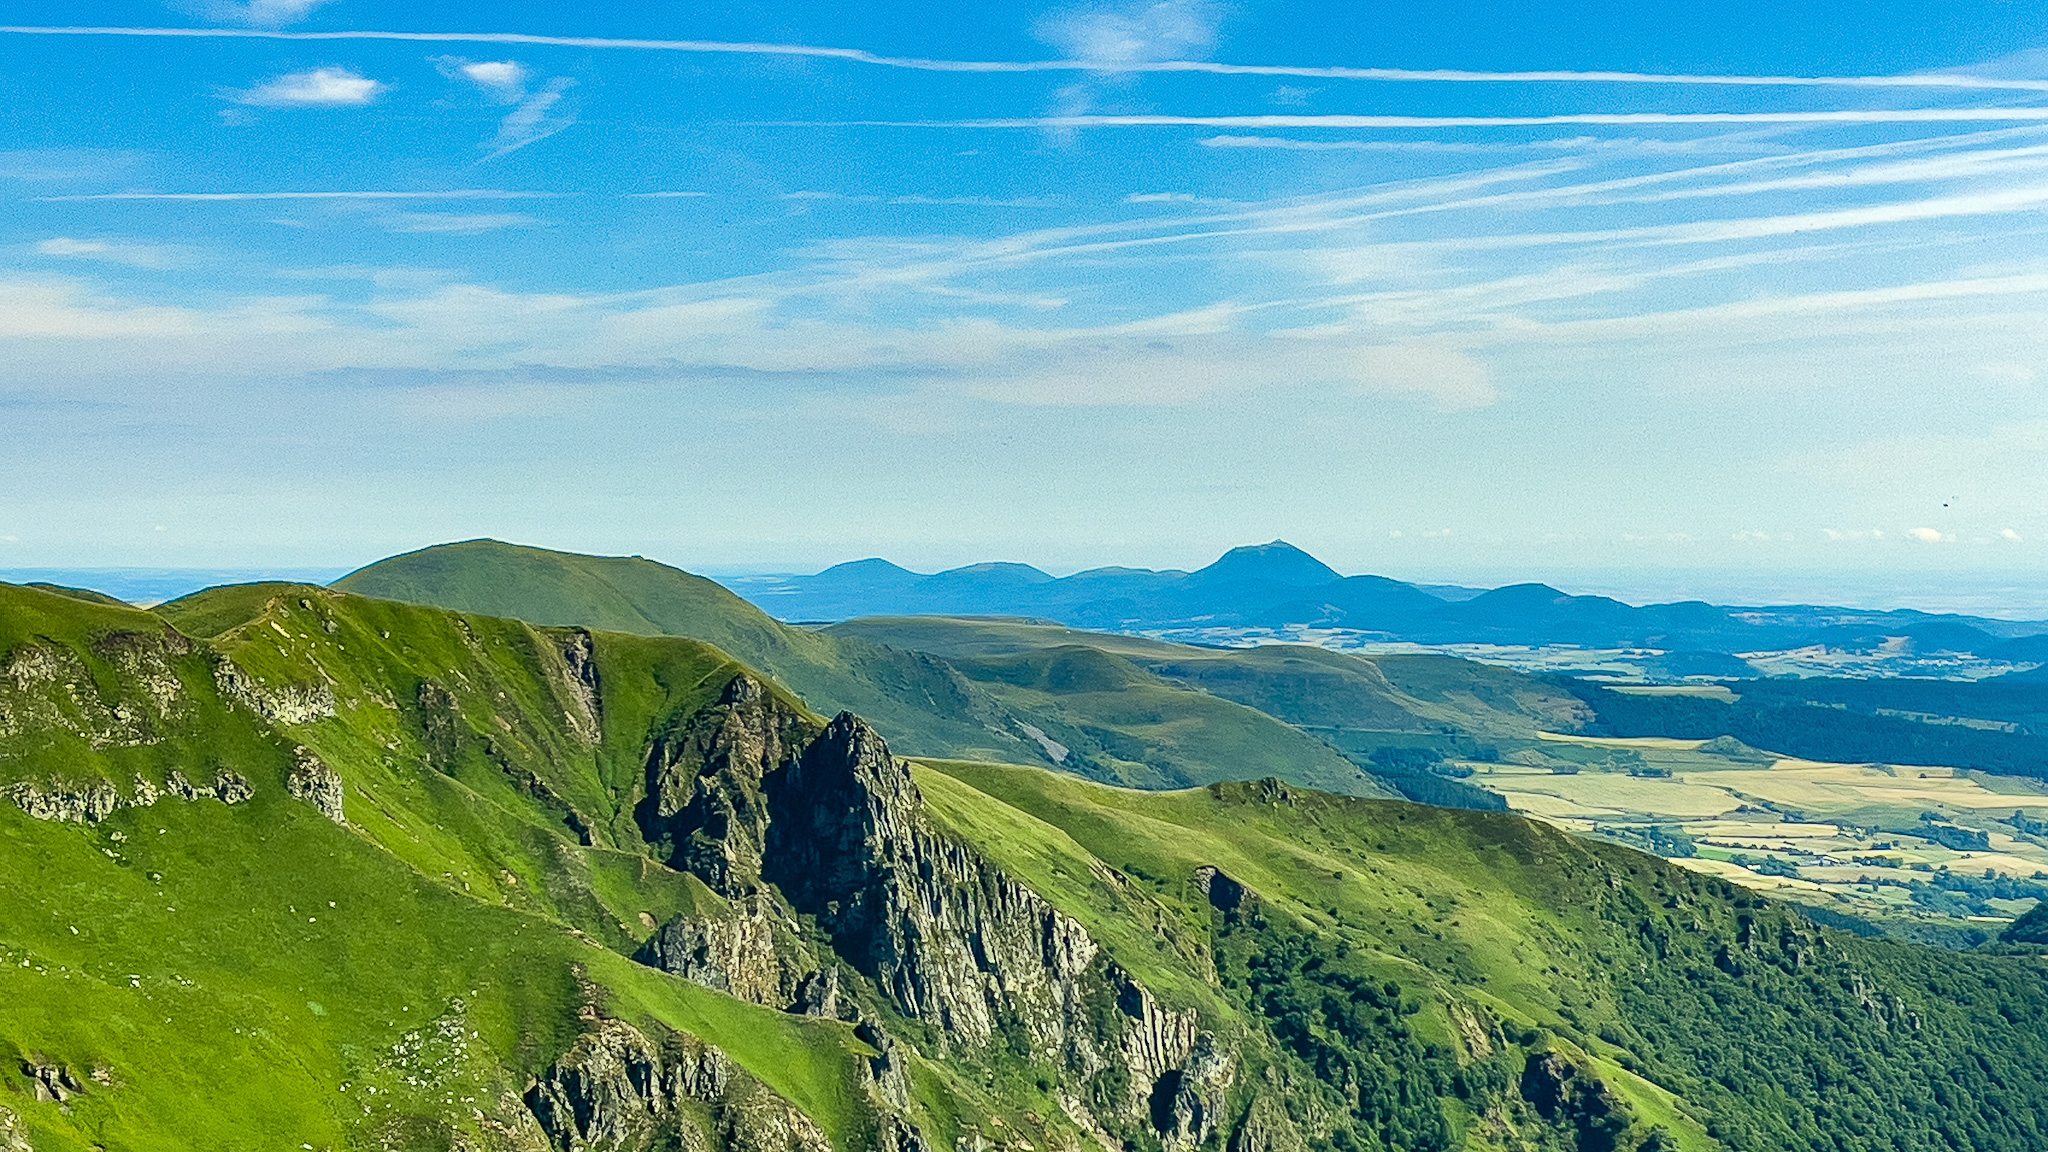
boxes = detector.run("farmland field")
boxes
[1464,733,2048,930]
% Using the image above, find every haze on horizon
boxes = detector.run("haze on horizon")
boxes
[3,0,2047,607]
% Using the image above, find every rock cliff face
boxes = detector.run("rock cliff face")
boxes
[286,746,348,824]
[633,891,805,1008]
[638,676,816,895]
[628,675,1231,1150]
[0,630,193,748]
[525,1018,829,1152]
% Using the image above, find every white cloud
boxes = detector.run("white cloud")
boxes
[1822,528,1885,541]
[1732,530,1773,541]
[36,237,194,270]
[1907,526,1953,543]
[1035,0,1224,66]
[233,67,385,108]
[2003,528,2024,541]
[436,58,529,104]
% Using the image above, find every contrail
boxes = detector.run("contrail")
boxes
[38,190,560,201]
[799,110,2048,129]
[5,25,2048,91]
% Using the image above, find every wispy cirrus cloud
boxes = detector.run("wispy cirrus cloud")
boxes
[231,66,384,107]
[1034,0,1224,67]
[35,237,197,269]
[382,212,537,234]
[482,77,577,160]
[189,0,336,29]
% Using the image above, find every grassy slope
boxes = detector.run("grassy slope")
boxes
[919,758,2048,1152]
[331,542,1380,795]
[941,645,1385,794]
[826,617,1585,741]
[0,581,878,1151]
[13,579,2048,1150]
[922,760,1626,1035]
[918,759,1720,1150]
[330,541,1049,766]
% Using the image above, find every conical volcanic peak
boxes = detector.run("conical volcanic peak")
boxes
[1187,540,1343,588]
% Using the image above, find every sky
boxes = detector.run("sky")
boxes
[4,0,2048,606]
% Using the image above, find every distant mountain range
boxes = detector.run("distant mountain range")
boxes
[725,540,2048,662]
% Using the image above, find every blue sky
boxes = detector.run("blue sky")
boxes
[4,0,2048,604]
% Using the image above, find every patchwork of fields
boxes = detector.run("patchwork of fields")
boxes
[1464,732,2048,927]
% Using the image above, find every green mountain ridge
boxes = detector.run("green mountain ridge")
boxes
[4,577,2048,1150]
[332,541,1400,797]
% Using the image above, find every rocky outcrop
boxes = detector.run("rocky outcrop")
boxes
[3,769,250,823]
[638,675,815,895]
[634,893,805,1007]
[764,713,1116,1060]
[1104,974,1202,1119]
[22,1055,86,1112]
[1520,1051,1634,1152]
[166,768,254,804]
[215,660,337,726]
[1154,1031,1233,1152]
[550,630,603,743]
[0,1103,30,1152]
[0,631,193,748]
[631,682,1232,1145]
[524,1019,828,1152]
[286,747,347,824]
[1193,866,1246,912]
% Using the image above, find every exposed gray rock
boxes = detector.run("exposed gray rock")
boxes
[870,1114,933,1152]
[634,893,799,1007]
[1157,1031,1234,1152]
[791,967,843,1019]
[1193,866,1246,912]
[286,747,347,824]
[165,768,253,805]
[552,630,602,743]
[855,1020,913,1111]
[93,630,192,720]
[524,1018,834,1152]
[4,768,250,823]
[0,634,188,748]
[636,682,1227,1144]
[1108,974,1201,1117]
[23,1055,85,1105]
[0,1102,30,1152]
[766,713,1114,1059]
[526,1019,667,1151]
[3,778,119,823]
[215,660,337,726]
[638,674,813,895]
